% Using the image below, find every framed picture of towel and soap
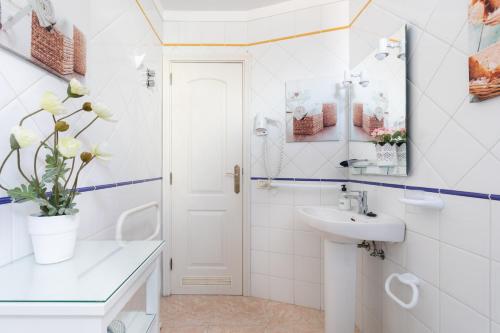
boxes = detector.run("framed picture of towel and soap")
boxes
[285,77,345,143]
[0,0,88,82]
[468,0,500,102]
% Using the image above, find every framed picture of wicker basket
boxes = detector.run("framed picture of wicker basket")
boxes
[468,0,500,102]
[285,77,345,143]
[0,0,88,82]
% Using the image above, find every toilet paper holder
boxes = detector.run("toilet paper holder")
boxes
[385,273,420,309]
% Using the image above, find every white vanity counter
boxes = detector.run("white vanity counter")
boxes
[0,240,165,333]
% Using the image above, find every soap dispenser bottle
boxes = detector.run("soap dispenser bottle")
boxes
[338,184,351,211]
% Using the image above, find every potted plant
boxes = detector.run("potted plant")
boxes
[0,79,115,264]
[392,128,407,166]
[371,128,397,166]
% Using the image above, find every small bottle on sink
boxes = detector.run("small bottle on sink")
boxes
[338,184,351,211]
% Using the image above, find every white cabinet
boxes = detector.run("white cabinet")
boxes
[0,241,165,333]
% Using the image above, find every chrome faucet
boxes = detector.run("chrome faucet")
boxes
[346,191,368,215]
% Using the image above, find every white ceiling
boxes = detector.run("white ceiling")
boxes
[159,0,287,11]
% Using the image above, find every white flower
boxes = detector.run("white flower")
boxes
[91,143,112,161]
[93,103,116,122]
[68,78,89,97]
[40,92,66,115]
[11,126,38,149]
[57,137,82,158]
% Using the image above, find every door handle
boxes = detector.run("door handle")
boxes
[225,165,241,194]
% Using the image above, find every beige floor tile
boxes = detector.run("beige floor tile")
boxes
[160,296,325,332]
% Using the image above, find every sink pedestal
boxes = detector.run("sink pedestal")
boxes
[324,241,357,333]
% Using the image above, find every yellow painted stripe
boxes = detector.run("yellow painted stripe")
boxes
[136,0,373,47]
[134,0,163,45]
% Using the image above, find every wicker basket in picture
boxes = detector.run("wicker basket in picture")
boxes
[396,143,407,166]
[322,103,337,127]
[293,114,324,136]
[73,26,87,75]
[362,114,384,135]
[353,103,363,127]
[31,12,74,76]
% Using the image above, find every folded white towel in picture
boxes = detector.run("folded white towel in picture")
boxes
[32,0,57,28]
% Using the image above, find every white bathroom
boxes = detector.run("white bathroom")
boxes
[0,0,498,332]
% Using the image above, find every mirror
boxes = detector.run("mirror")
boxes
[347,25,407,176]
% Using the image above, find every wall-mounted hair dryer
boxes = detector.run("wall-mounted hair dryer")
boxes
[254,113,284,181]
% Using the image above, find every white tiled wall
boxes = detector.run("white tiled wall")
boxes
[0,0,163,265]
[350,1,500,332]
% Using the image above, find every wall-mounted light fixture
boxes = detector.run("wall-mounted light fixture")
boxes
[343,70,370,87]
[375,38,405,61]
[146,68,156,88]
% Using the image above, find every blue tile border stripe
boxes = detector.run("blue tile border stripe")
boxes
[250,177,500,201]
[0,177,163,206]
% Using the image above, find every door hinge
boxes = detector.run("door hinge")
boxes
[169,72,173,85]
[169,172,173,185]
[170,258,173,271]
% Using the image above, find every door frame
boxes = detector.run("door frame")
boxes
[162,54,252,297]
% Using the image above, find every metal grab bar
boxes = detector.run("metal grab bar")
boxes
[115,201,161,241]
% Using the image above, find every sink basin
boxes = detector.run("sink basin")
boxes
[296,205,406,333]
[296,206,405,243]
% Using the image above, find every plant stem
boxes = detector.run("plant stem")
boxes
[58,109,83,121]
[0,149,15,191]
[16,149,30,183]
[62,96,70,103]
[64,158,76,189]
[53,129,59,207]
[34,132,55,184]
[66,159,92,207]
[75,116,99,138]
[19,109,43,126]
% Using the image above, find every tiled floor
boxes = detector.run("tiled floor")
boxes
[160,295,325,333]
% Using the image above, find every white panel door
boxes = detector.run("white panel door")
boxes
[170,62,243,295]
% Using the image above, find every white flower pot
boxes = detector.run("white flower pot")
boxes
[375,143,397,167]
[28,214,80,265]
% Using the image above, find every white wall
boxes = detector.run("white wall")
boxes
[350,0,500,332]
[0,0,163,266]
[163,0,350,309]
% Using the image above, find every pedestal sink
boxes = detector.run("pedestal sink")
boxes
[295,206,405,333]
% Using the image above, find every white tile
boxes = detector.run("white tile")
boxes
[457,154,500,196]
[292,146,327,177]
[0,205,13,266]
[404,203,440,239]
[426,0,467,44]
[0,50,45,95]
[426,120,486,187]
[269,277,294,304]
[269,229,293,254]
[440,244,490,316]
[493,321,500,333]
[409,280,439,332]
[294,7,322,33]
[251,227,269,251]
[251,273,269,299]
[440,195,490,257]
[493,201,500,262]
[455,92,500,149]
[251,250,269,275]
[492,261,500,323]
[294,187,321,206]
[294,256,321,284]
[251,203,269,227]
[375,0,439,29]
[268,187,293,205]
[405,232,439,286]
[426,48,468,116]
[440,292,489,333]
[294,231,321,258]
[0,73,16,111]
[269,204,293,229]
[410,94,449,154]
[269,253,294,279]
[294,281,321,309]
[408,32,449,91]
[406,315,431,333]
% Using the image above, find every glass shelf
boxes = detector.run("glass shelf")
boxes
[0,240,164,303]
[115,311,156,333]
